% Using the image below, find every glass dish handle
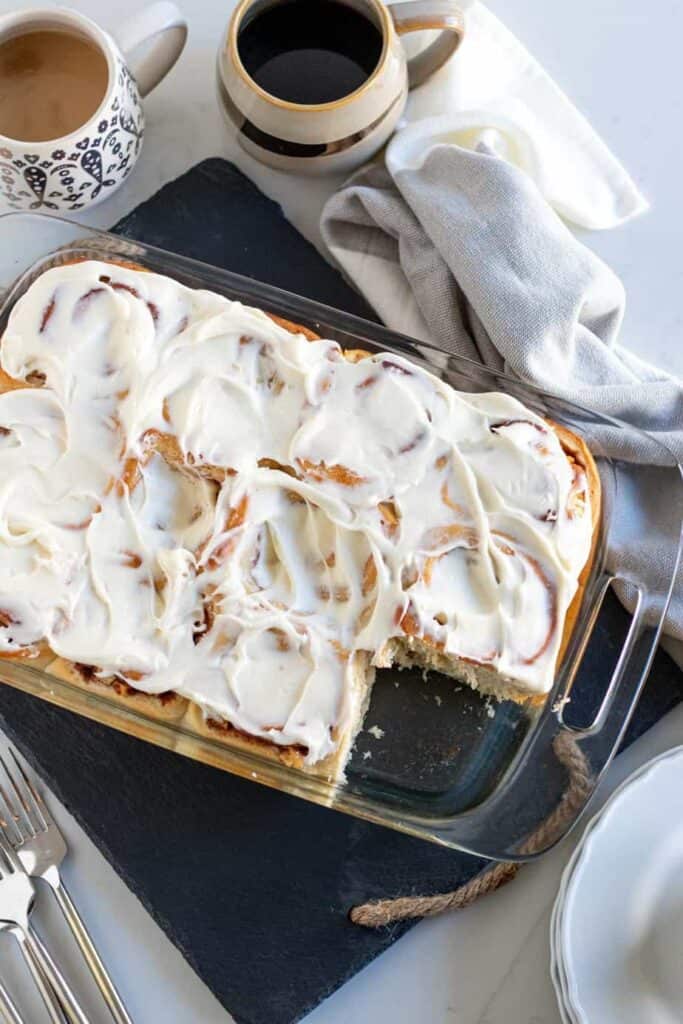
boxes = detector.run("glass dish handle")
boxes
[558,581,656,738]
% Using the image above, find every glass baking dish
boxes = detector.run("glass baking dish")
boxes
[0,211,680,861]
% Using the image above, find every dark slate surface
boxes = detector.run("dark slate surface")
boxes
[113,157,376,318]
[0,159,680,1024]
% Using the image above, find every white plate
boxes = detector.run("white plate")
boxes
[550,773,617,1023]
[550,786,607,1024]
[550,747,683,1023]
[554,746,683,1024]
[550,895,575,1024]
[550,759,627,1023]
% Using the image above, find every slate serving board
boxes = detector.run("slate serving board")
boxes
[0,159,680,1024]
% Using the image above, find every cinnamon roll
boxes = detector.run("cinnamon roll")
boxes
[0,259,600,778]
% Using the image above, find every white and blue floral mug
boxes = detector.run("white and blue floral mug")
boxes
[0,3,187,211]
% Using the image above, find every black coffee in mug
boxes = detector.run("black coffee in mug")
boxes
[237,0,383,105]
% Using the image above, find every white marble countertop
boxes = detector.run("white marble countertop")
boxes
[0,0,681,1021]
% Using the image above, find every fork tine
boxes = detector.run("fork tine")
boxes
[0,831,21,873]
[0,781,24,846]
[0,754,37,839]
[8,750,48,833]
[0,840,11,876]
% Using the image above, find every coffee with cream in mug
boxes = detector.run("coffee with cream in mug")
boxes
[0,4,187,211]
[0,29,109,142]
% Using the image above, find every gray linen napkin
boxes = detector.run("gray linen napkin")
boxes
[321,149,683,660]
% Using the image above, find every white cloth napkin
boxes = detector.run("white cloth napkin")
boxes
[396,1,648,230]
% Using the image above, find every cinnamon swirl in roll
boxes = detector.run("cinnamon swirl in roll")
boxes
[0,259,600,779]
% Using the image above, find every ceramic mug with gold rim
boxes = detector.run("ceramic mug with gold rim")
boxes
[217,0,465,174]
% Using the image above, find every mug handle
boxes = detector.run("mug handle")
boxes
[390,1,465,89]
[114,1,188,98]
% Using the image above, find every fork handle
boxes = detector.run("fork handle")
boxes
[12,930,66,1024]
[25,926,91,1024]
[0,976,26,1024]
[52,882,133,1024]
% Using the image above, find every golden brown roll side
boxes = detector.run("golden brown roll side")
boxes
[550,421,602,666]
[45,657,190,723]
[0,639,57,670]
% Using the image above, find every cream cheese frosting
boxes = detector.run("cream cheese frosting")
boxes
[0,261,594,765]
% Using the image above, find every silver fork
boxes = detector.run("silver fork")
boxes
[0,833,89,1024]
[1,920,62,1024]
[0,950,25,1024]
[0,752,132,1024]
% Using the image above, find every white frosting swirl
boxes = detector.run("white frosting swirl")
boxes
[0,262,593,764]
